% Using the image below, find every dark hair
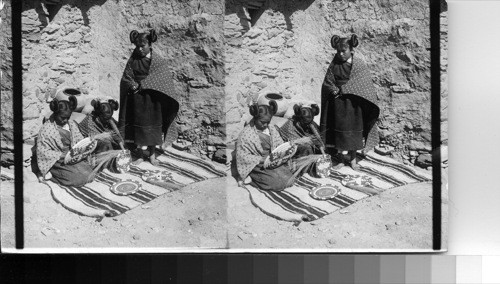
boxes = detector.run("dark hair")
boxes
[49,95,77,113]
[130,29,158,45]
[293,104,320,117]
[91,99,119,115]
[293,104,320,126]
[249,100,278,118]
[310,104,320,116]
[331,34,359,50]
[108,99,119,111]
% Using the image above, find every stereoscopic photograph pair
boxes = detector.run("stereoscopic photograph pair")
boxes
[0,0,447,252]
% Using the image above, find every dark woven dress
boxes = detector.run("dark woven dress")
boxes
[124,54,164,146]
[320,55,380,152]
[327,57,363,150]
[118,50,179,148]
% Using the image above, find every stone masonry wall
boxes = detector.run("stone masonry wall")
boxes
[1,0,226,166]
[225,0,448,168]
[0,0,448,168]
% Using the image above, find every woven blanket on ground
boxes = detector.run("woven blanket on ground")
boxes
[242,151,432,222]
[45,147,226,217]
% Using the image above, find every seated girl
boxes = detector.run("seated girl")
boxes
[235,100,295,191]
[279,104,323,158]
[36,95,95,187]
[79,99,122,152]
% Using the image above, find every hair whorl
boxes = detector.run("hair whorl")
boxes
[331,35,341,49]
[149,29,157,43]
[249,104,259,116]
[311,104,320,116]
[350,34,359,48]
[109,99,119,111]
[293,104,301,116]
[130,30,139,44]
[49,99,59,112]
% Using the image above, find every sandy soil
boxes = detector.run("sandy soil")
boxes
[1,167,447,251]
[1,168,228,250]
[228,180,448,250]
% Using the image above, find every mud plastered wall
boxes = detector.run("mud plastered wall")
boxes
[0,0,226,167]
[225,0,448,168]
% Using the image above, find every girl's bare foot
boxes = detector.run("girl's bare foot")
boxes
[148,146,159,166]
[332,161,344,170]
[37,176,46,183]
[149,154,159,166]
[131,148,144,165]
[349,150,360,171]
[350,159,360,171]
[331,152,344,170]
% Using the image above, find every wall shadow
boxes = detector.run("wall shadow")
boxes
[226,0,316,32]
[23,0,108,27]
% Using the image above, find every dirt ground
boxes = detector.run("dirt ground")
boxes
[1,166,448,251]
[1,168,228,250]
[228,179,448,251]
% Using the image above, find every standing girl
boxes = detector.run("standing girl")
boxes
[319,34,380,170]
[118,29,179,166]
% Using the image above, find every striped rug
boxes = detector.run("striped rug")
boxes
[47,147,226,217]
[243,151,432,222]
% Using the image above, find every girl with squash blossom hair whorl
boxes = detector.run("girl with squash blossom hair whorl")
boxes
[319,34,380,170]
[118,29,179,166]
[35,96,95,187]
[235,101,295,191]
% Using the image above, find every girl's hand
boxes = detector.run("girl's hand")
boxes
[319,146,326,156]
[263,155,272,168]
[135,84,142,94]
[37,175,46,183]
[334,89,342,99]
[130,84,141,95]
[60,150,69,160]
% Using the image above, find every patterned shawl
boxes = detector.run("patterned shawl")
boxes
[79,114,120,145]
[320,55,380,150]
[36,115,84,176]
[118,50,178,137]
[279,119,321,143]
[235,119,285,180]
